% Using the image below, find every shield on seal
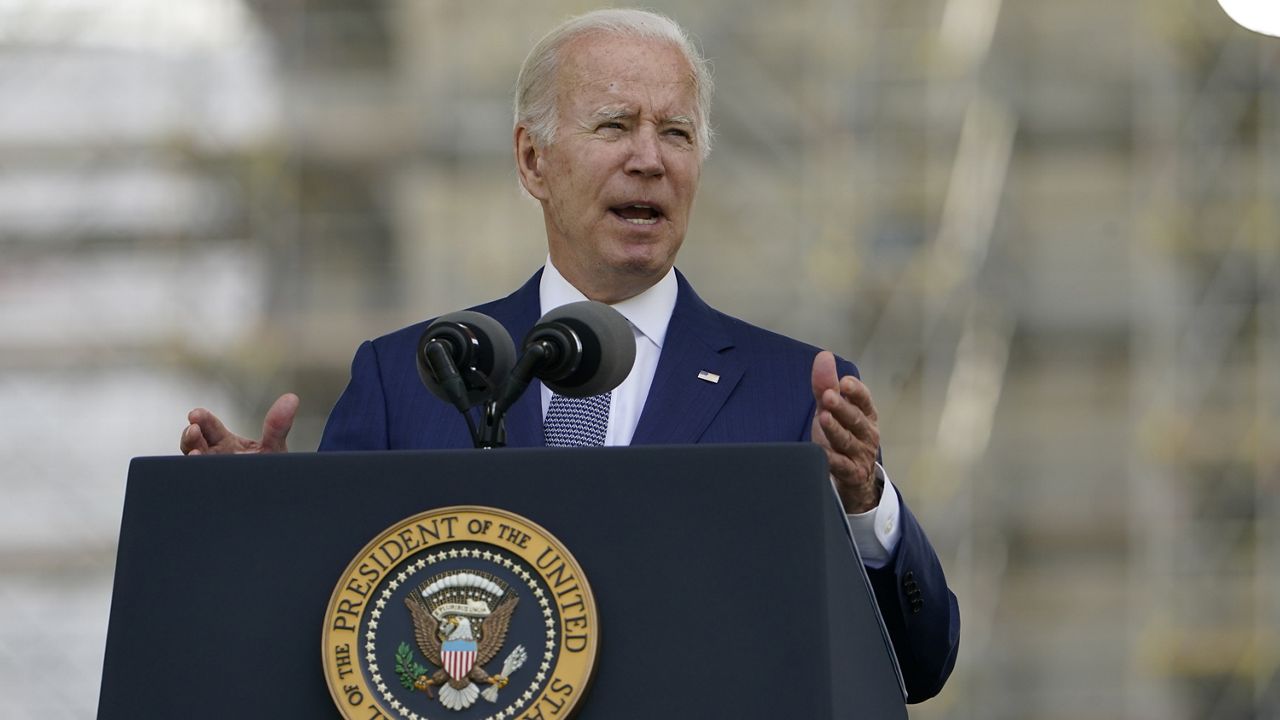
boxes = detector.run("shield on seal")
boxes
[441,639,478,681]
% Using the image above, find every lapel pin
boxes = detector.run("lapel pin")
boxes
[697,370,720,384]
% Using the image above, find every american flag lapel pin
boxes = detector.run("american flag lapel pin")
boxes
[697,370,720,384]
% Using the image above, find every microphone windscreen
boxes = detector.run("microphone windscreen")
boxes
[534,301,636,397]
[417,310,516,407]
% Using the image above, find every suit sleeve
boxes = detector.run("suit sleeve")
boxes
[865,497,960,702]
[318,340,390,451]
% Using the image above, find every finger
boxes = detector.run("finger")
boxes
[820,439,875,493]
[819,413,877,482]
[818,409,863,459]
[259,393,299,452]
[820,444,859,478]
[823,444,880,514]
[818,414,877,485]
[821,388,880,448]
[810,351,839,404]
[810,412,831,450]
[187,407,233,446]
[180,423,210,455]
[839,375,878,423]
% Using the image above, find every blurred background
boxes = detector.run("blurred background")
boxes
[1,0,1277,717]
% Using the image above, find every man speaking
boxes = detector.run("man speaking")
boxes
[179,8,959,702]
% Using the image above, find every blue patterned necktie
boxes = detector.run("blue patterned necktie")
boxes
[543,392,610,447]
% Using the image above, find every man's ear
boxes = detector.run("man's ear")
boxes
[514,126,549,200]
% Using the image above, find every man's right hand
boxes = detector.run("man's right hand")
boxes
[180,393,299,455]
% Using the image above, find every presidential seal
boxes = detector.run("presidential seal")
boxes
[323,507,598,720]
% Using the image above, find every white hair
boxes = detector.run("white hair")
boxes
[514,8,714,159]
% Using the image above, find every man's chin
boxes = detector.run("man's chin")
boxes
[585,255,674,302]
[608,238,679,269]
[605,253,674,281]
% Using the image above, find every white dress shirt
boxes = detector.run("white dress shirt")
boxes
[537,258,902,567]
[538,258,674,446]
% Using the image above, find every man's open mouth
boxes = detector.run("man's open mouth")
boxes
[610,203,664,225]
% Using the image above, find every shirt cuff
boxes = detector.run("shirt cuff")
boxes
[843,463,902,569]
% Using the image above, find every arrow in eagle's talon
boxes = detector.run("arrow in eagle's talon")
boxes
[414,675,436,698]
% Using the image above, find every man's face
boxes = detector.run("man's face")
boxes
[516,33,702,303]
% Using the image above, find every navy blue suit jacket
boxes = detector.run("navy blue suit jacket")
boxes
[320,269,959,701]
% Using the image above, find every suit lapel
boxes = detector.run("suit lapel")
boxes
[631,272,743,445]
[479,271,546,448]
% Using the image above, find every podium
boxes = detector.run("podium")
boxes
[98,444,906,718]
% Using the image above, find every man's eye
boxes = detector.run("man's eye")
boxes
[599,122,624,131]
[664,128,692,140]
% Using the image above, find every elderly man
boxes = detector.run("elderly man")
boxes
[181,8,958,701]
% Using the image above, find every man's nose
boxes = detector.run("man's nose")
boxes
[624,127,665,177]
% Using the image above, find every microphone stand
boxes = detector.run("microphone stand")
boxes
[475,341,557,448]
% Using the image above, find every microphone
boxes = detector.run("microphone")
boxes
[523,301,637,397]
[416,311,516,412]
[480,301,636,445]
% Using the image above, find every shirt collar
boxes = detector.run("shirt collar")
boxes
[538,256,677,349]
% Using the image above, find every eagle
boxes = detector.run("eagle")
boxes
[404,593,523,710]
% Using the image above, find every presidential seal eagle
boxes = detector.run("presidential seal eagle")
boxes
[403,571,528,711]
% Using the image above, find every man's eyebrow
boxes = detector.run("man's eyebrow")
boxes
[585,108,696,127]
[589,106,634,121]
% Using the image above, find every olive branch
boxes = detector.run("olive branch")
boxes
[395,642,429,690]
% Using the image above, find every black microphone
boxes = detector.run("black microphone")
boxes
[479,301,636,446]
[416,311,516,412]
[523,301,636,397]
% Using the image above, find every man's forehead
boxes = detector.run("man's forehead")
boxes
[556,34,696,95]
[560,82,696,124]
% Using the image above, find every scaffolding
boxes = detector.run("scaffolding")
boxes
[1,1,1278,718]
[1130,0,1280,716]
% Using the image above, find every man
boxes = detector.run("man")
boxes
[181,8,958,701]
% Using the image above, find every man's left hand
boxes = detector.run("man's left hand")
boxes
[811,351,883,514]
